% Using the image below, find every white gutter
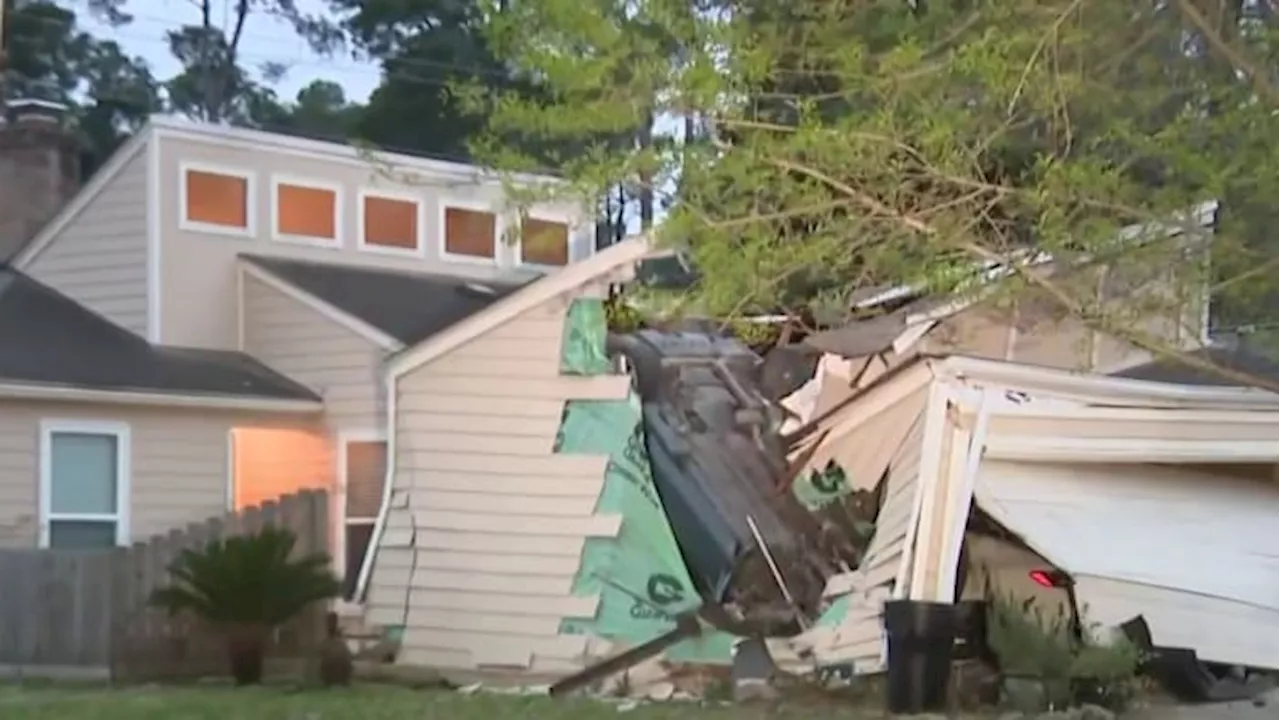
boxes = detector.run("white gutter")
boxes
[353,368,398,602]
[0,382,323,413]
[940,355,1278,410]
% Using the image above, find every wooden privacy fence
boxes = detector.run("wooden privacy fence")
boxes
[0,489,330,681]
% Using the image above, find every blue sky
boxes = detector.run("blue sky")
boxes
[78,0,382,102]
[76,0,680,225]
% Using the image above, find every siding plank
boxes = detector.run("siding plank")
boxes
[404,375,630,401]
[406,472,604,499]
[410,509,621,538]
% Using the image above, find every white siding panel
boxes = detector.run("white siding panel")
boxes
[23,151,149,335]
[804,412,926,671]
[368,294,624,675]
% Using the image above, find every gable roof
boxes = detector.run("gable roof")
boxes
[0,266,320,409]
[388,235,654,378]
[239,255,527,346]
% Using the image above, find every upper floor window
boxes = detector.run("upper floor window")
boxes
[181,163,253,236]
[359,190,423,256]
[442,205,498,262]
[272,176,341,248]
[520,217,570,267]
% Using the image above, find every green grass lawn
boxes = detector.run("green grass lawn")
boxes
[0,684,871,720]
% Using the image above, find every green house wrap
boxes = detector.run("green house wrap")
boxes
[555,299,735,663]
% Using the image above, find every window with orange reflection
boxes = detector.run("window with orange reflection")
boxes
[275,182,338,241]
[520,218,569,266]
[185,169,249,229]
[362,195,420,251]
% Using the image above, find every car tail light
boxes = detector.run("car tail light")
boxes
[1029,569,1072,588]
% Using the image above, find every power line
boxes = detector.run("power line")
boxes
[15,6,515,82]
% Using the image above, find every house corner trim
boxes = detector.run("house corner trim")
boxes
[146,130,163,343]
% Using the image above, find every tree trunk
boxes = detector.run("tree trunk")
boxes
[225,623,270,686]
[637,108,655,231]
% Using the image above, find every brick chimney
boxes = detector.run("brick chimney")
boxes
[0,99,82,260]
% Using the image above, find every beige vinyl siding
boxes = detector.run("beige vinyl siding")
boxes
[21,150,150,336]
[922,309,1013,362]
[920,300,1143,372]
[241,274,387,430]
[156,133,592,351]
[0,400,322,548]
[800,413,926,672]
[368,292,632,675]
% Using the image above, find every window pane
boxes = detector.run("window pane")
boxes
[50,432,118,515]
[344,522,375,600]
[345,441,388,518]
[277,183,337,239]
[444,207,496,258]
[49,520,117,549]
[363,196,419,249]
[521,219,569,266]
[186,170,248,228]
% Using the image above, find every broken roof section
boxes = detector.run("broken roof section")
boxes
[788,353,1277,672]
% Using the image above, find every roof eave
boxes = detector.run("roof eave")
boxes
[386,235,656,379]
[0,380,325,413]
[237,259,407,351]
[939,354,1278,410]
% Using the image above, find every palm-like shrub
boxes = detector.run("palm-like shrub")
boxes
[149,526,341,685]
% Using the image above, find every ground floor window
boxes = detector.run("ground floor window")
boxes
[341,436,387,600]
[39,420,130,549]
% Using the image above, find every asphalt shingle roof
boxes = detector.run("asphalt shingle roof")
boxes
[240,255,526,345]
[0,265,319,401]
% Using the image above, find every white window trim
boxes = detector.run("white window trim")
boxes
[269,174,344,249]
[356,187,426,258]
[335,429,388,593]
[438,197,502,266]
[38,419,132,549]
[514,210,578,271]
[178,161,256,238]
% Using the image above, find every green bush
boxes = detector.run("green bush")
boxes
[149,526,341,685]
[985,590,1074,679]
[1068,637,1142,681]
[1067,610,1143,710]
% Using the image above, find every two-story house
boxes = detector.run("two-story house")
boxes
[0,101,651,604]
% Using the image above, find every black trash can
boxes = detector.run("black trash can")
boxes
[884,599,957,714]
